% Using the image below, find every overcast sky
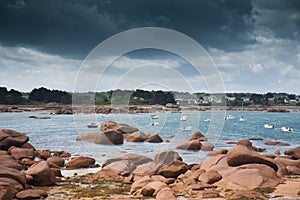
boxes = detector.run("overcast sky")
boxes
[1,0,300,93]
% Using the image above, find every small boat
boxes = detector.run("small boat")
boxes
[182,126,192,131]
[239,116,246,122]
[225,115,235,120]
[87,122,98,128]
[264,124,275,129]
[204,118,211,122]
[150,114,159,119]
[180,115,188,121]
[281,126,293,132]
[151,122,159,126]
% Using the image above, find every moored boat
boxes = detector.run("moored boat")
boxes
[281,126,293,132]
[264,124,275,129]
[87,122,98,128]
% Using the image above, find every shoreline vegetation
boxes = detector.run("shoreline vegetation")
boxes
[0,122,300,199]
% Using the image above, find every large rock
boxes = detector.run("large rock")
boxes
[286,166,300,175]
[216,164,281,190]
[92,168,122,182]
[66,156,95,169]
[0,129,29,150]
[16,189,47,199]
[95,130,124,145]
[145,134,163,143]
[0,165,26,188]
[76,132,99,142]
[0,177,23,197]
[156,160,189,178]
[274,157,300,168]
[189,131,206,141]
[207,149,228,156]
[125,131,147,142]
[10,147,35,160]
[133,162,159,176]
[198,170,222,184]
[0,182,13,200]
[37,150,51,160]
[140,181,169,196]
[130,176,155,194]
[201,142,215,151]
[156,187,177,200]
[101,121,138,134]
[176,140,201,151]
[0,155,24,170]
[285,147,300,159]
[104,160,136,175]
[25,161,56,186]
[103,154,152,167]
[226,145,278,171]
[47,156,65,167]
[154,150,182,168]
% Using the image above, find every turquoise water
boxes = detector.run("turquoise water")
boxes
[0,111,299,164]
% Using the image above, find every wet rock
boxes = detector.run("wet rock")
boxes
[265,141,290,146]
[76,132,99,142]
[125,131,147,142]
[198,170,222,184]
[226,145,278,171]
[66,156,95,169]
[176,140,201,151]
[145,134,163,143]
[101,121,139,134]
[47,156,65,167]
[274,150,281,155]
[284,147,300,159]
[60,151,71,157]
[201,142,215,151]
[189,131,207,141]
[207,149,228,156]
[10,147,35,160]
[25,161,56,186]
[16,189,47,199]
[237,139,252,147]
[0,129,29,150]
[95,130,124,145]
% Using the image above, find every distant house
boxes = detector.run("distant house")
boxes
[284,98,290,104]
[242,97,250,102]
[290,99,297,105]
[226,97,236,101]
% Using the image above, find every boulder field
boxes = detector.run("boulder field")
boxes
[0,128,96,199]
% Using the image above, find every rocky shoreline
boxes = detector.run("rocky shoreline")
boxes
[0,105,298,114]
[1,122,300,199]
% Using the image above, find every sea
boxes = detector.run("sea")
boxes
[1,110,299,164]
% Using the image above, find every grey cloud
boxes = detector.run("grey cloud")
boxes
[253,0,300,40]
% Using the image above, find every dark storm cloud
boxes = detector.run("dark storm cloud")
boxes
[0,0,255,58]
[252,0,300,40]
